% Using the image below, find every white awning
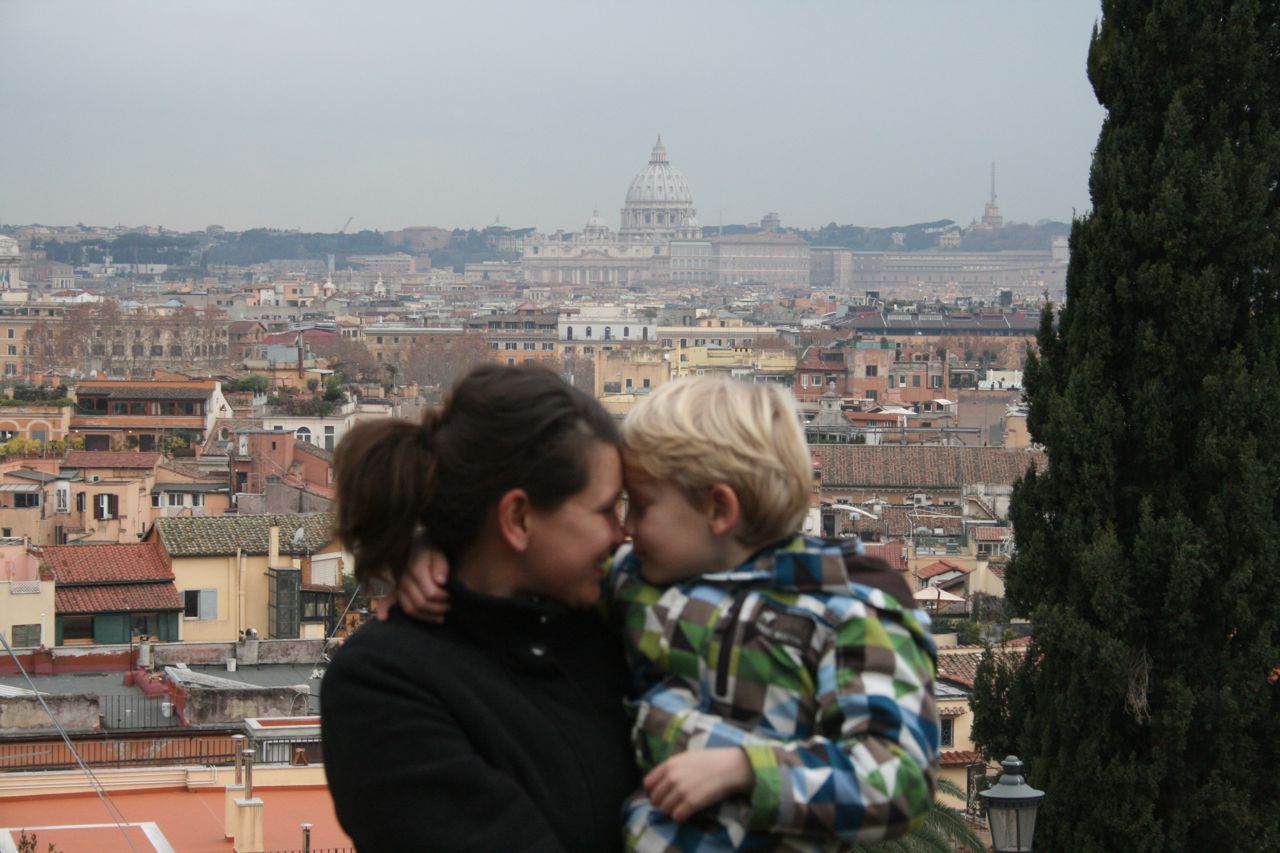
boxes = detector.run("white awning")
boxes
[0,484,41,493]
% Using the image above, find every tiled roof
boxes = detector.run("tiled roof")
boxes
[811,446,1045,490]
[974,525,1013,541]
[295,439,333,461]
[56,582,182,614]
[154,512,334,557]
[917,559,972,579]
[940,751,985,767]
[936,645,1028,688]
[63,451,163,470]
[42,542,173,584]
[861,539,908,572]
[74,381,216,401]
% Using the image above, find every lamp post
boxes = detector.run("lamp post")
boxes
[979,755,1044,852]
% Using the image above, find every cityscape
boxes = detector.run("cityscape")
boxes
[1,1,1276,852]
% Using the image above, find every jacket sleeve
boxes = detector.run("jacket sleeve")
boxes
[321,643,568,853]
[634,605,939,845]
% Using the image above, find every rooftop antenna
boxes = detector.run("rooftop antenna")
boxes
[990,162,997,206]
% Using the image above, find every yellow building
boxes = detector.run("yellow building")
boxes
[146,513,342,643]
[668,345,797,383]
[593,345,669,398]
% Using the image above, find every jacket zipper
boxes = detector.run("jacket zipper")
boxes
[714,595,748,701]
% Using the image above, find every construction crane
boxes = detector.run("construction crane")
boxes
[338,217,353,234]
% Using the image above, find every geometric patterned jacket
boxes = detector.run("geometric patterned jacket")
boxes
[605,535,940,852]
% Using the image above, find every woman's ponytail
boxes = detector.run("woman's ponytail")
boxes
[333,414,438,586]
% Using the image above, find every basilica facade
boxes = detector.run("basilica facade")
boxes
[520,137,704,287]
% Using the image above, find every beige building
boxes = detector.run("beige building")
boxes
[594,346,669,397]
[711,232,810,287]
[0,538,54,649]
[147,513,342,643]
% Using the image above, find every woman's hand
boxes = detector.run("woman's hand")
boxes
[643,748,754,822]
[377,550,453,623]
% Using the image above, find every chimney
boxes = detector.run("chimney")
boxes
[269,525,279,565]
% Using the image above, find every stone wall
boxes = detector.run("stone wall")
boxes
[180,687,308,727]
[0,694,100,735]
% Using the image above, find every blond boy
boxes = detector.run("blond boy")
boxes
[609,377,938,851]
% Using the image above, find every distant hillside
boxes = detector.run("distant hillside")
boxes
[203,229,398,266]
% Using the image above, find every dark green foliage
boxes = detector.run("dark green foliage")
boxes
[972,2,1280,850]
[204,229,395,266]
[223,374,269,394]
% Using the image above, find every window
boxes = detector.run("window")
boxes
[55,484,69,513]
[61,615,94,642]
[931,375,943,389]
[585,326,592,339]
[11,624,41,647]
[76,492,85,512]
[1,528,9,538]
[151,493,162,508]
[14,493,39,509]
[912,374,921,387]
[296,427,312,444]
[191,493,204,507]
[301,590,332,622]
[5,345,13,356]
[93,493,119,520]
[5,329,11,339]
[151,345,163,356]
[167,493,184,507]
[183,589,218,620]
[865,365,878,377]
[940,717,954,748]
[324,425,335,451]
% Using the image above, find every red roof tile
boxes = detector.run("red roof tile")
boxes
[941,750,985,766]
[56,582,182,614]
[42,542,173,584]
[811,446,1045,490]
[917,559,972,579]
[63,451,163,469]
[862,539,908,572]
[974,525,1013,541]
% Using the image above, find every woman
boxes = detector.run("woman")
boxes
[321,364,638,852]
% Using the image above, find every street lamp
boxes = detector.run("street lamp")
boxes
[979,755,1044,852]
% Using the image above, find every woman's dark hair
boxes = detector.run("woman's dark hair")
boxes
[333,364,619,585]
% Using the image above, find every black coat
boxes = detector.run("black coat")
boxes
[321,584,639,853]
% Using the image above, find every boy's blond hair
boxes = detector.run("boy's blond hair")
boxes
[622,376,812,546]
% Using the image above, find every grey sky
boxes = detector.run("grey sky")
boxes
[2,1,1105,234]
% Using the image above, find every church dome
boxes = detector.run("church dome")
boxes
[585,209,608,230]
[625,136,693,205]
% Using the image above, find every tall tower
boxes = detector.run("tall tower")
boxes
[982,162,1004,228]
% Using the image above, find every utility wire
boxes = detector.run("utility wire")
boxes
[0,631,141,853]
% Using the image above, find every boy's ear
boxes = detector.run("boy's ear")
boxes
[706,484,742,537]
[496,488,533,552]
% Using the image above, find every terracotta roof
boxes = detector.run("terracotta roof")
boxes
[153,512,334,557]
[917,559,972,579]
[56,582,182,614]
[812,446,1045,490]
[74,381,216,400]
[42,542,173,584]
[989,563,1006,580]
[295,439,333,461]
[861,539,908,572]
[940,750,985,766]
[936,645,1029,687]
[974,525,1013,541]
[63,451,163,470]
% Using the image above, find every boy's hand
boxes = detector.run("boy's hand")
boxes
[644,748,754,822]
[377,550,452,623]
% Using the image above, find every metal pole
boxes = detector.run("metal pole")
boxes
[301,822,313,853]
[242,748,255,799]
[231,734,246,785]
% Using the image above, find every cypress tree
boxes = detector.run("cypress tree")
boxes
[974,2,1280,850]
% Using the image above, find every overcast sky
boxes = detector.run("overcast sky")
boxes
[2,1,1105,234]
